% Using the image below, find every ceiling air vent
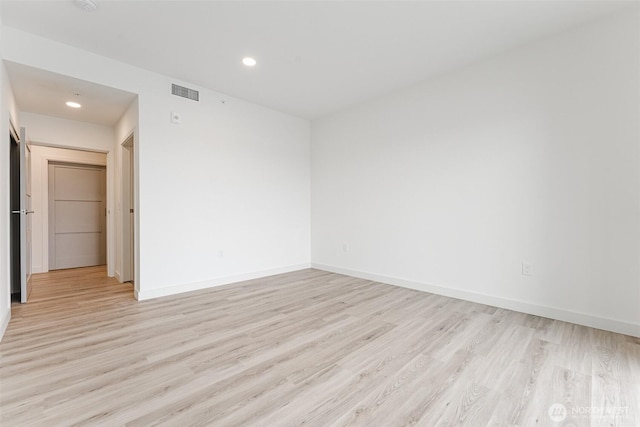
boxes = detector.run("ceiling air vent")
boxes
[171,84,199,102]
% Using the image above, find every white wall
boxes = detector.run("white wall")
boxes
[311,10,640,336]
[137,84,311,299]
[2,26,311,302]
[20,112,116,153]
[27,144,107,274]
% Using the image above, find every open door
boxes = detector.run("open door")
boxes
[10,125,33,303]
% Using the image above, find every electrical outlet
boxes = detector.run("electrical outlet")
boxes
[342,243,349,253]
[522,262,532,276]
[218,250,224,258]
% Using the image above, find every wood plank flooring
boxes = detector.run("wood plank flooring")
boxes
[1,266,638,426]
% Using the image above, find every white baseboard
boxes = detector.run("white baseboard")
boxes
[136,263,312,301]
[114,270,122,283]
[0,309,11,342]
[311,263,640,338]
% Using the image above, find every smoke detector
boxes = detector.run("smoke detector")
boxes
[76,0,97,12]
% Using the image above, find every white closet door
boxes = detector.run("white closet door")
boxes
[49,163,106,270]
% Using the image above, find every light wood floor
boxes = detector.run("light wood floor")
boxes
[1,267,638,426]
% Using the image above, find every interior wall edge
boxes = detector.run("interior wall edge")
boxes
[310,262,640,338]
[0,309,10,342]
[27,140,110,155]
[136,263,312,301]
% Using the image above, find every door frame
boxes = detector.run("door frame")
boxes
[36,148,108,272]
[120,133,135,284]
[9,124,33,303]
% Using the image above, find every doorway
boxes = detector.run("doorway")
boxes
[9,125,33,303]
[121,134,135,284]
[10,130,20,299]
[48,162,107,270]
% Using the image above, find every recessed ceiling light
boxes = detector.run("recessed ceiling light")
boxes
[76,0,98,12]
[242,57,257,67]
[66,101,82,108]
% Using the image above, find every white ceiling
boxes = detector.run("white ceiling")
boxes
[5,61,137,126]
[1,0,635,123]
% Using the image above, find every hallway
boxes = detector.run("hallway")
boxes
[10,266,132,319]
